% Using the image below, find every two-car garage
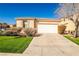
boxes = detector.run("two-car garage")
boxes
[37,20,60,33]
[38,24,58,33]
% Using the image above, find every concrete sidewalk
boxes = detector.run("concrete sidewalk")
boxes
[0,33,79,56]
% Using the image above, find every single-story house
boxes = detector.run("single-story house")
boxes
[16,18,60,33]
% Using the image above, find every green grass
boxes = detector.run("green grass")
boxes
[0,36,32,53]
[64,34,79,45]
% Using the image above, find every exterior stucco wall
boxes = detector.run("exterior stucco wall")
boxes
[27,20,34,28]
[16,19,35,28]
[16,18,60,31]
[16,20,24,28]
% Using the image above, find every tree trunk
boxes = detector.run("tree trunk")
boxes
[74,26,78,38]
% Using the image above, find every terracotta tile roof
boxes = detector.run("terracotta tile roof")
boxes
[38,19,60,22]
[16,17,35,20]
[16,17,61,22]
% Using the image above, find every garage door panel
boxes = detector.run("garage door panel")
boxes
[38,24,58,33]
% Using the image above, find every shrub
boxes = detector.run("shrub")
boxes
[2,30,18,36]
[58,25,66,34]
[17,28,37,37]
[0,30,3,35]
[17,28,27,37]
[0,28,37,37]
[1,28,20,36]
[24,28,37,36]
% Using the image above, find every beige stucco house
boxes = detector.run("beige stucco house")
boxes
[16,18,60,33]
[16,17,76,33]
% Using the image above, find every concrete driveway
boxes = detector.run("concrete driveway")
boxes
[0,33,79,56]
[23,33,79,56]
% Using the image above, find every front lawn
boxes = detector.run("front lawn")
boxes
[0,36,32,53]
[64,34,79,45]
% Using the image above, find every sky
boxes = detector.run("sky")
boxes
[0,3,59,24]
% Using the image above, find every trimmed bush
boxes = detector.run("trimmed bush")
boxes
[58,25,66,34]
[24,28,37,36]
[17,28,27,37]
[2,30,18,36]
[0,28,37,37]
[0,30,3,35]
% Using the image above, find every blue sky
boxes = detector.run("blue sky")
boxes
[0,3,59,24]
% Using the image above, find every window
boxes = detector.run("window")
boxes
[24,21,29,28]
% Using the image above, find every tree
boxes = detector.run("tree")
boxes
[0,22,9,29]
[0,23,2,29]
[56,3,79,38]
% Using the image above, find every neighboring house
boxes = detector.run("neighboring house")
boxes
[58,13,79,34]
[9,24,16,28]
[0,23,10,30]
[59,17,75,33]
[16,18,60,33]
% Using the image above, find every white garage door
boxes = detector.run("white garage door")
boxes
[38,24,58,33]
